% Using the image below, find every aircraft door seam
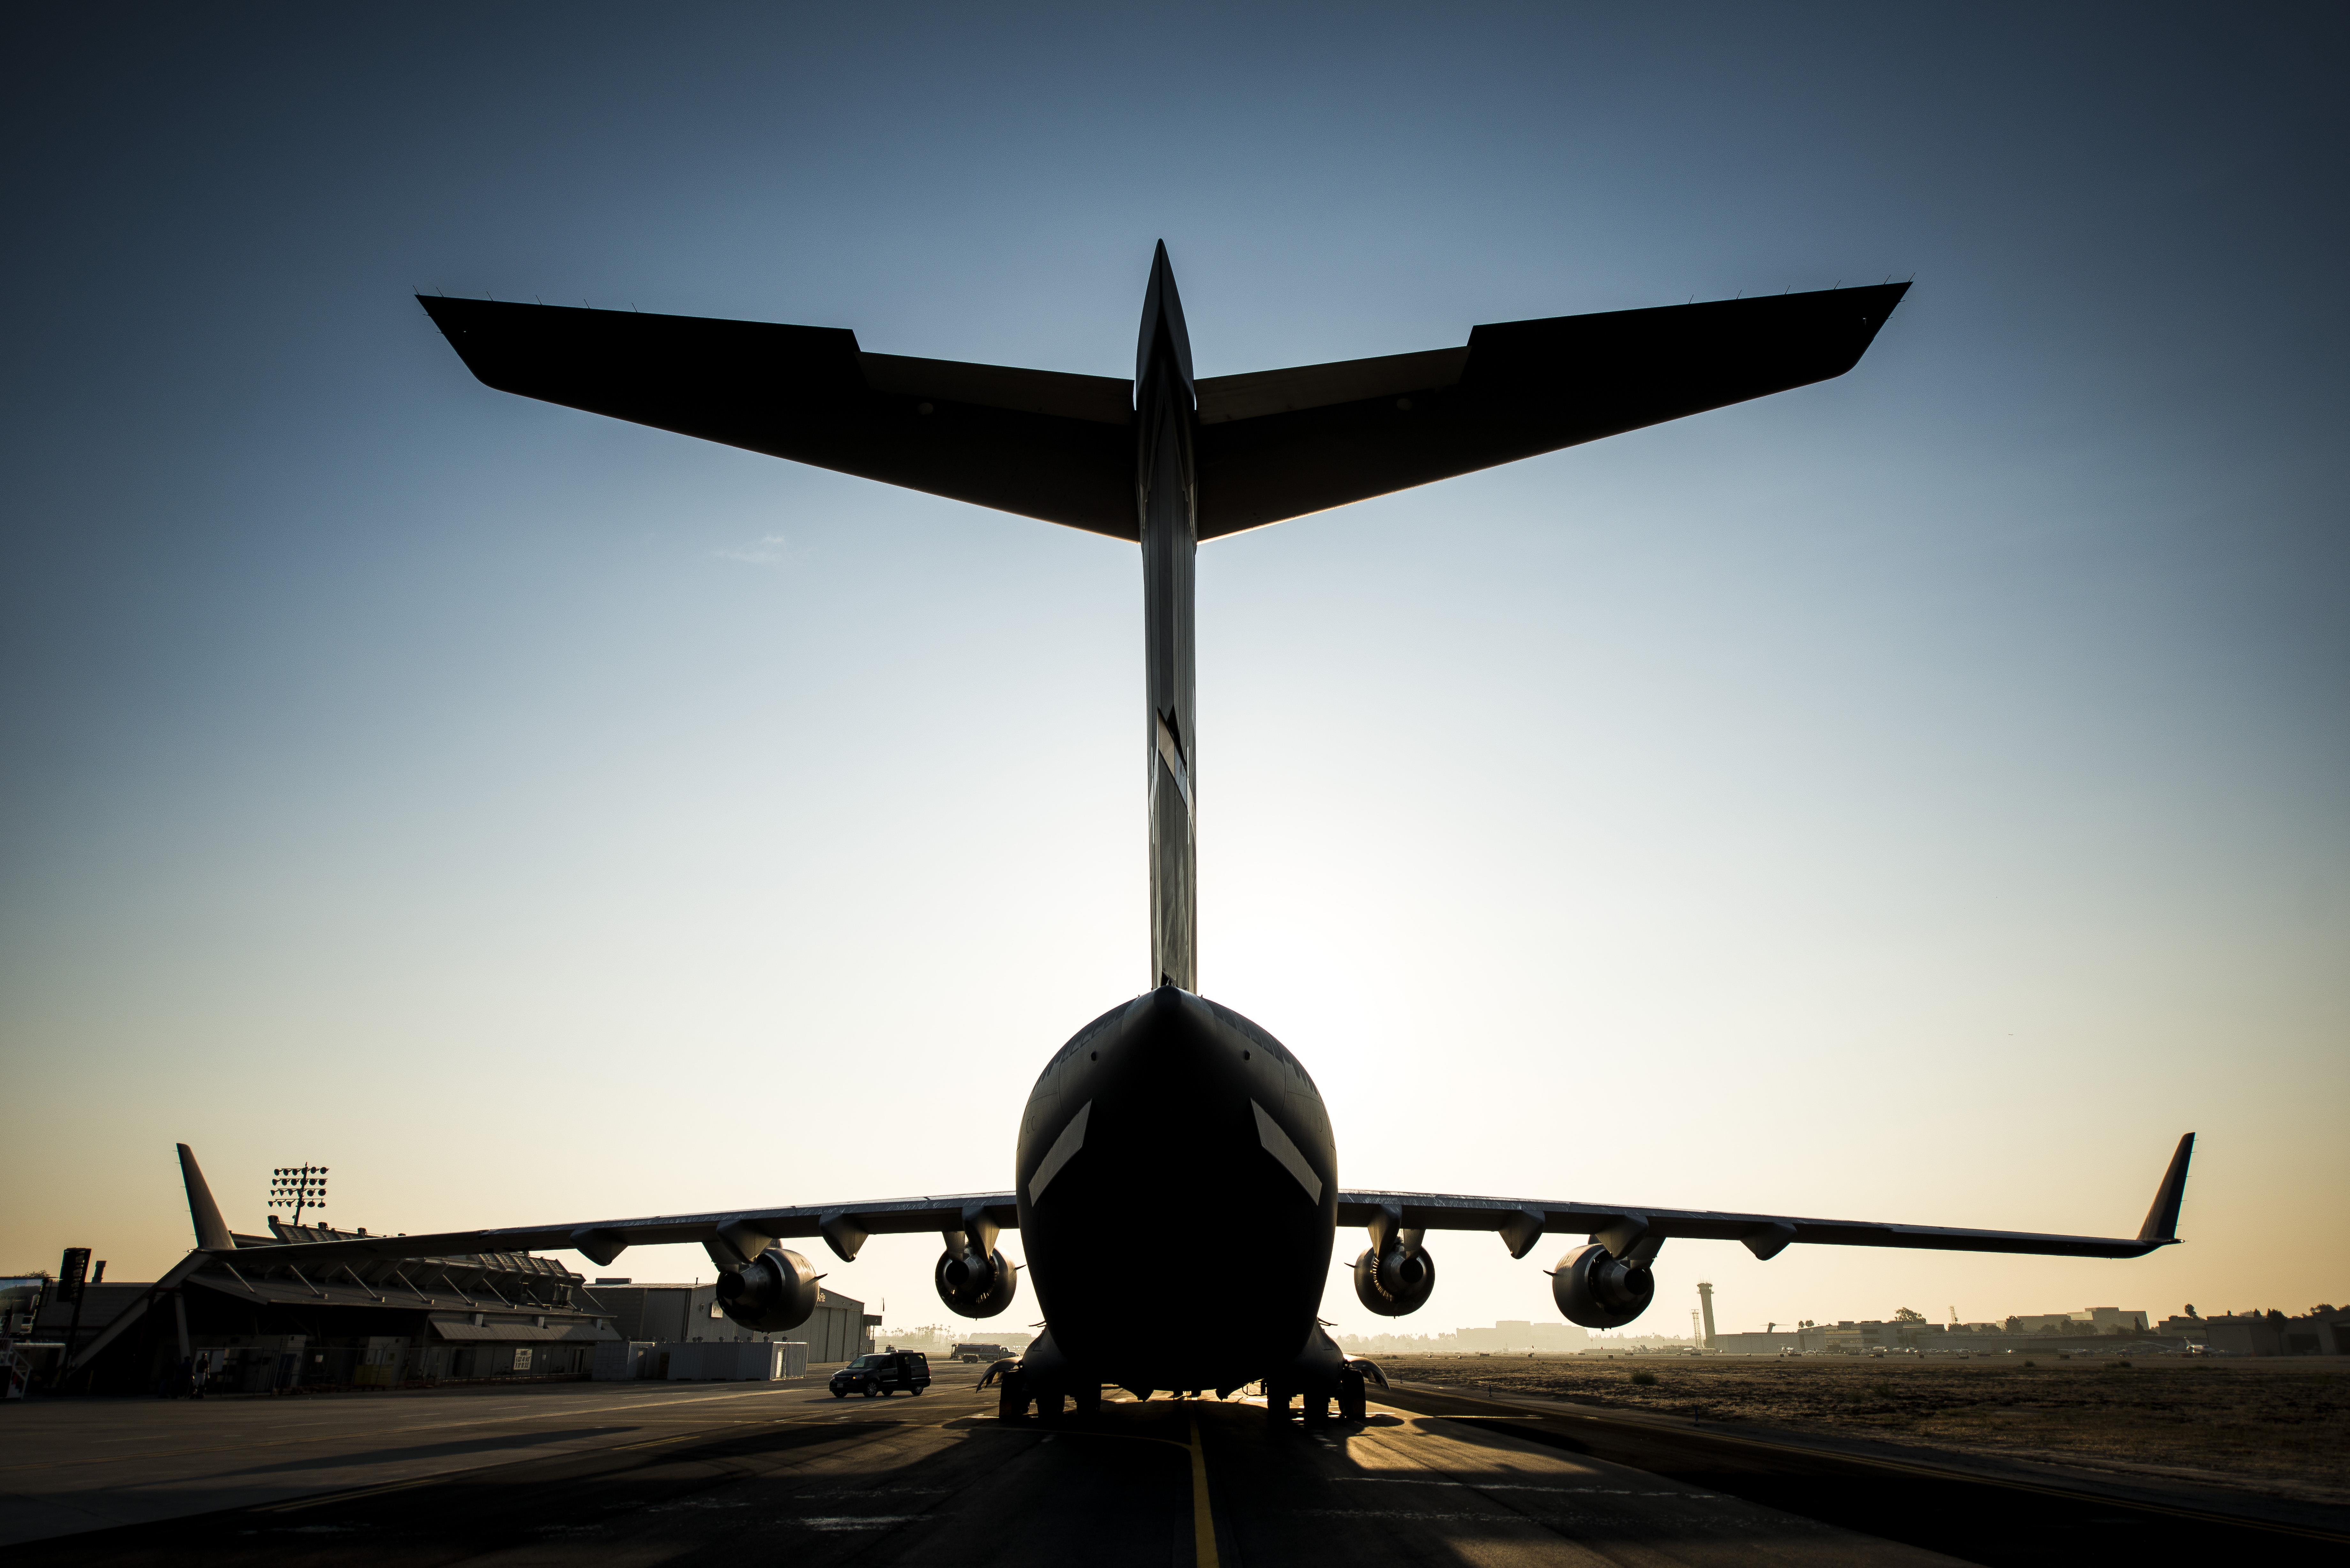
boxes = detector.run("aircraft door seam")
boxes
[1252,1100,1323,1203]
[1027,1101,1093,1202]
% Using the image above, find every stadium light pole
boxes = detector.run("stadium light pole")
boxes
[269,1164,329,1230]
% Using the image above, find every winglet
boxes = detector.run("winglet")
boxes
[177,1143,234,1251]
[2137,1133,2195,1245]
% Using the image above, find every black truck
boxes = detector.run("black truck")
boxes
[830,1351,930,1398]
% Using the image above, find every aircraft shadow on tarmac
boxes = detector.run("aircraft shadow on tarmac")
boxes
[217,1426,637,1476]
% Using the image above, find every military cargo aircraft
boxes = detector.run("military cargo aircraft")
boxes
[207,245,2193,1423]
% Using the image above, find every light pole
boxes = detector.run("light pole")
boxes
[269,1165,329,1230]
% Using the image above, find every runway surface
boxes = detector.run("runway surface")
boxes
[6,1367,2342,1564]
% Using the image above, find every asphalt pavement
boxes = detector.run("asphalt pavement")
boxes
[4,1367,2340,1565]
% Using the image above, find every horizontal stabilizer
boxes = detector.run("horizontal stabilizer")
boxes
[419,298,1137,538]
[1195,283,1908,538]
[421,283,1904,544]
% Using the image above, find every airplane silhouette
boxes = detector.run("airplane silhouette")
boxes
[207,245,2192,1424]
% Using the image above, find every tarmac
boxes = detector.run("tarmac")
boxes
[4,1365,2343,1565]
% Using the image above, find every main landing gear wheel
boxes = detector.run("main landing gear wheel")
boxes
[1337,1368,1368,1422]
[1263,1383,1291,1425]
[1072,1384,1101,1419]
[998,1370,1032,1422]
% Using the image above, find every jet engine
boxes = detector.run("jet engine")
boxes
[1352,1240,1436,1316]
[935,1247,1019,1318]
[714,1246,823,1333]
[1551,1241,1654,1329]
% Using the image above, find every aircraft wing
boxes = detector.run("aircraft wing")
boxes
[208,1191,1021,1268]
[1194,282,1909,539]
[1338,1132,2194,1263]
[418,297,1138,539]
[192,1130,2186,1279]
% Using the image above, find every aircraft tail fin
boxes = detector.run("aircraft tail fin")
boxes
[1135,239,1195,399]
[177,1143,234,1251]
[2137,1132,2195,1246]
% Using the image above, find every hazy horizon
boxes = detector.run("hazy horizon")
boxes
[4,5,2344,1340]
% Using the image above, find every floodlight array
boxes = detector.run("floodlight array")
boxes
[268,1162,329,1224]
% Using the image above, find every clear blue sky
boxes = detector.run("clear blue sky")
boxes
[4,4,2343,1338]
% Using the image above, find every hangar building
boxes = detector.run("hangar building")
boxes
[586,1279,876,1364]
[38,1149,869,1394]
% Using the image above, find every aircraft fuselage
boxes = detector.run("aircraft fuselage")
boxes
[1015,987,1338,1396]
[996,253,1353,1403]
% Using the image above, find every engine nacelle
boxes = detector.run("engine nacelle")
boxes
[1551,1242,1655,1329]
[1352,1243,1436,1316]
[714,1246,822,1333]
[935,1247,1020,1318]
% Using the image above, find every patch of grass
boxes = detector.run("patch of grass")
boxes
[2023,1360,2037,1367]
[1628,1369,1657,1387]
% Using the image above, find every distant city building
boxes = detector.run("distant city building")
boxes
[1451,1320,1590,1353]
[2007,1307,2147,1335]
[1334,1321,1591,1356]
[2156,1307,2350,1356]
[1712,1306,2180,1356]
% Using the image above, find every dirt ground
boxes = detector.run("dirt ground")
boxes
[1391,1352,2350,1503]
